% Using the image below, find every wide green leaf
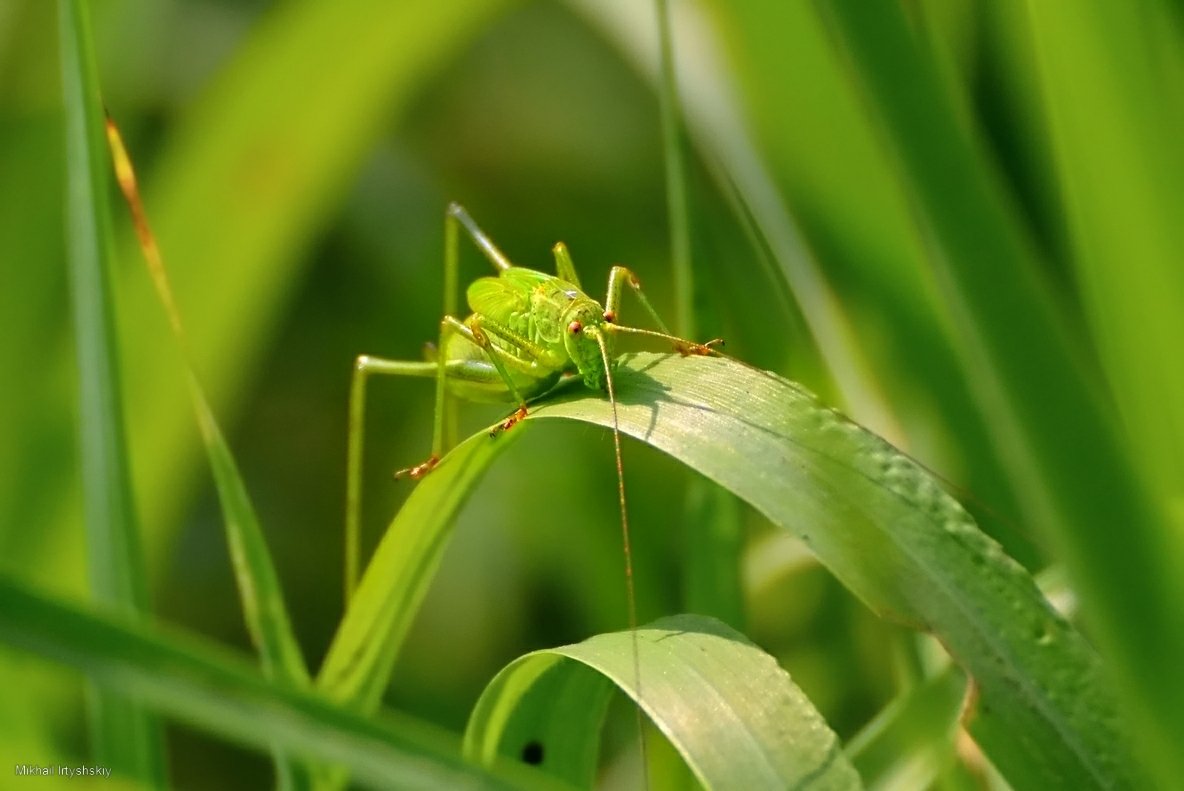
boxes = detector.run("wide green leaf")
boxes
[318,352,1127,789]
[465,614,862,790]
[0,574,570,791]
[539,354,1128,789]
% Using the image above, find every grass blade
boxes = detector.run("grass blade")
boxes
[317,427,528,707]
[57,0,165,782]
[1023,3,1184,780]
[815,3,1167,784]
[0,574,570,791]
[104,118,312,786]
[465,613,863,791]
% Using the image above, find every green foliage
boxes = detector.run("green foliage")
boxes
[0,576,564,791]
[2,0,1178,788]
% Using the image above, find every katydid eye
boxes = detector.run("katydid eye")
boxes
[603,311,615,323]
[568,320,582,334]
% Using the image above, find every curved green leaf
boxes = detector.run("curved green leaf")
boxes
[318,352,1127,789]
[536,354,1127,789]
[464,613,862,791]
[0,574,570,791]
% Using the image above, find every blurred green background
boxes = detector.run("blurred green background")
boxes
[3,0,1182,787]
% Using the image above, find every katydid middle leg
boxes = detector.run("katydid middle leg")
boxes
[344,353,436,602]
[342,330,530,603]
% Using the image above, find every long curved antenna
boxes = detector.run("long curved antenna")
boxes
[592,328,649,787]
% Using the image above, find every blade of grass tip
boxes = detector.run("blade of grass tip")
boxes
[58,0,166,783]
[105,117,312,787]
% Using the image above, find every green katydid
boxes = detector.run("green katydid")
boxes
[343,203,722,597]
[342,202,721,774]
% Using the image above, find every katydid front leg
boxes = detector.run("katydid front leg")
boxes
[602,265,724,355]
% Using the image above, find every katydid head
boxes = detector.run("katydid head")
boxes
[562,301,614,390]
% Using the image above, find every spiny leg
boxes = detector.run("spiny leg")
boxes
[344,326,536,604]
[347,310,507,603]
[346,209,573,605]
[443,203,518,445]
[603,265,724,354]
[345,354,437,603]
[467,312,562,373]
[390,314,526,482]
[605,265,671,332]
[612,324,724,356]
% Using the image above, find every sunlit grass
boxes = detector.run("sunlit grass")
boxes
[1,0,1179,787]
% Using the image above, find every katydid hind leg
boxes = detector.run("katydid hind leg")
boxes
[344,327,518,606]
[344,354,437,603]
[387,314,504,481]
[444,315,532,409]
[447,202,513,272]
